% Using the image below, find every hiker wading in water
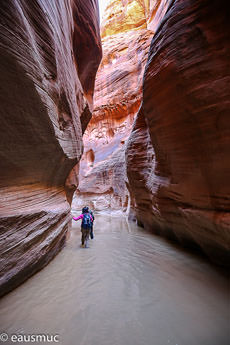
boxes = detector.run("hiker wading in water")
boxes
[73,206,93,248]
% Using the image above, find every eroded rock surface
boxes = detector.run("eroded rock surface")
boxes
[73,0,154,211]
[0,0,101,296]
[101,0,170,37]
[126,0,230,264]
[73,0,173,212]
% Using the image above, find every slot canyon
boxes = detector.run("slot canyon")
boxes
[73,0,230,265]
[0,0,229,344]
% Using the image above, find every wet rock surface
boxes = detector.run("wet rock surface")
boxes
[0,0,101,296]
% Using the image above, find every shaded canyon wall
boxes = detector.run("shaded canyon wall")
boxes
[73,0,170,212]
[0,0,102,296]
[126,0,230,264]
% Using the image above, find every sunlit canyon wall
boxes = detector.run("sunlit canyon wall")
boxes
[73,0,170,211]
[0,0,102,296]
[126,0,230,265]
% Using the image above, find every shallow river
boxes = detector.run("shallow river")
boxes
[0,215,229,345]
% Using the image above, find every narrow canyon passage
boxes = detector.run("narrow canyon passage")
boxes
[0,215,228,345]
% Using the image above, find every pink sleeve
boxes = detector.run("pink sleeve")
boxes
[73,214,83,221]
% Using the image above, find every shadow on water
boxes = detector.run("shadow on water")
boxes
[0,214,229,345]
[128,216,229,279]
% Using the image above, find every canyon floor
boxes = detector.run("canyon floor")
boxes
[0,215,228,345]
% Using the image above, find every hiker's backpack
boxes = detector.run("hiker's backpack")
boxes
[90,211,95,221]
[82,213,92,229]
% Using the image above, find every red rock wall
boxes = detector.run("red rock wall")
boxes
[0,0,101,296]
[126,0,230,264]
[73,0,154,212]
[73,0,173,212]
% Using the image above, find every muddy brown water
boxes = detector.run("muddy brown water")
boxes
[0,215,229,345]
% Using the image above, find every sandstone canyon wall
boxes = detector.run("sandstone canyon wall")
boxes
[73,0,170,212]
[126,0,230,265]
[73,28,152,211]
[0,0,102,296]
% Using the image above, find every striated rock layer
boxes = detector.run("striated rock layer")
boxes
[73,0,155,211]
[126,0,230,264]
[73,0,173,212]
[0,0,101,296]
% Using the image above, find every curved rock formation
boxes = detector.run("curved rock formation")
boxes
[126,0,230,264]
[73,0,154,212]
[0,0,101,296]
[73,0,173,212]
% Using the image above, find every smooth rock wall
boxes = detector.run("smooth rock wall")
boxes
[126,0,230,265]
[73,0,154,212]
[0,0,101,296]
